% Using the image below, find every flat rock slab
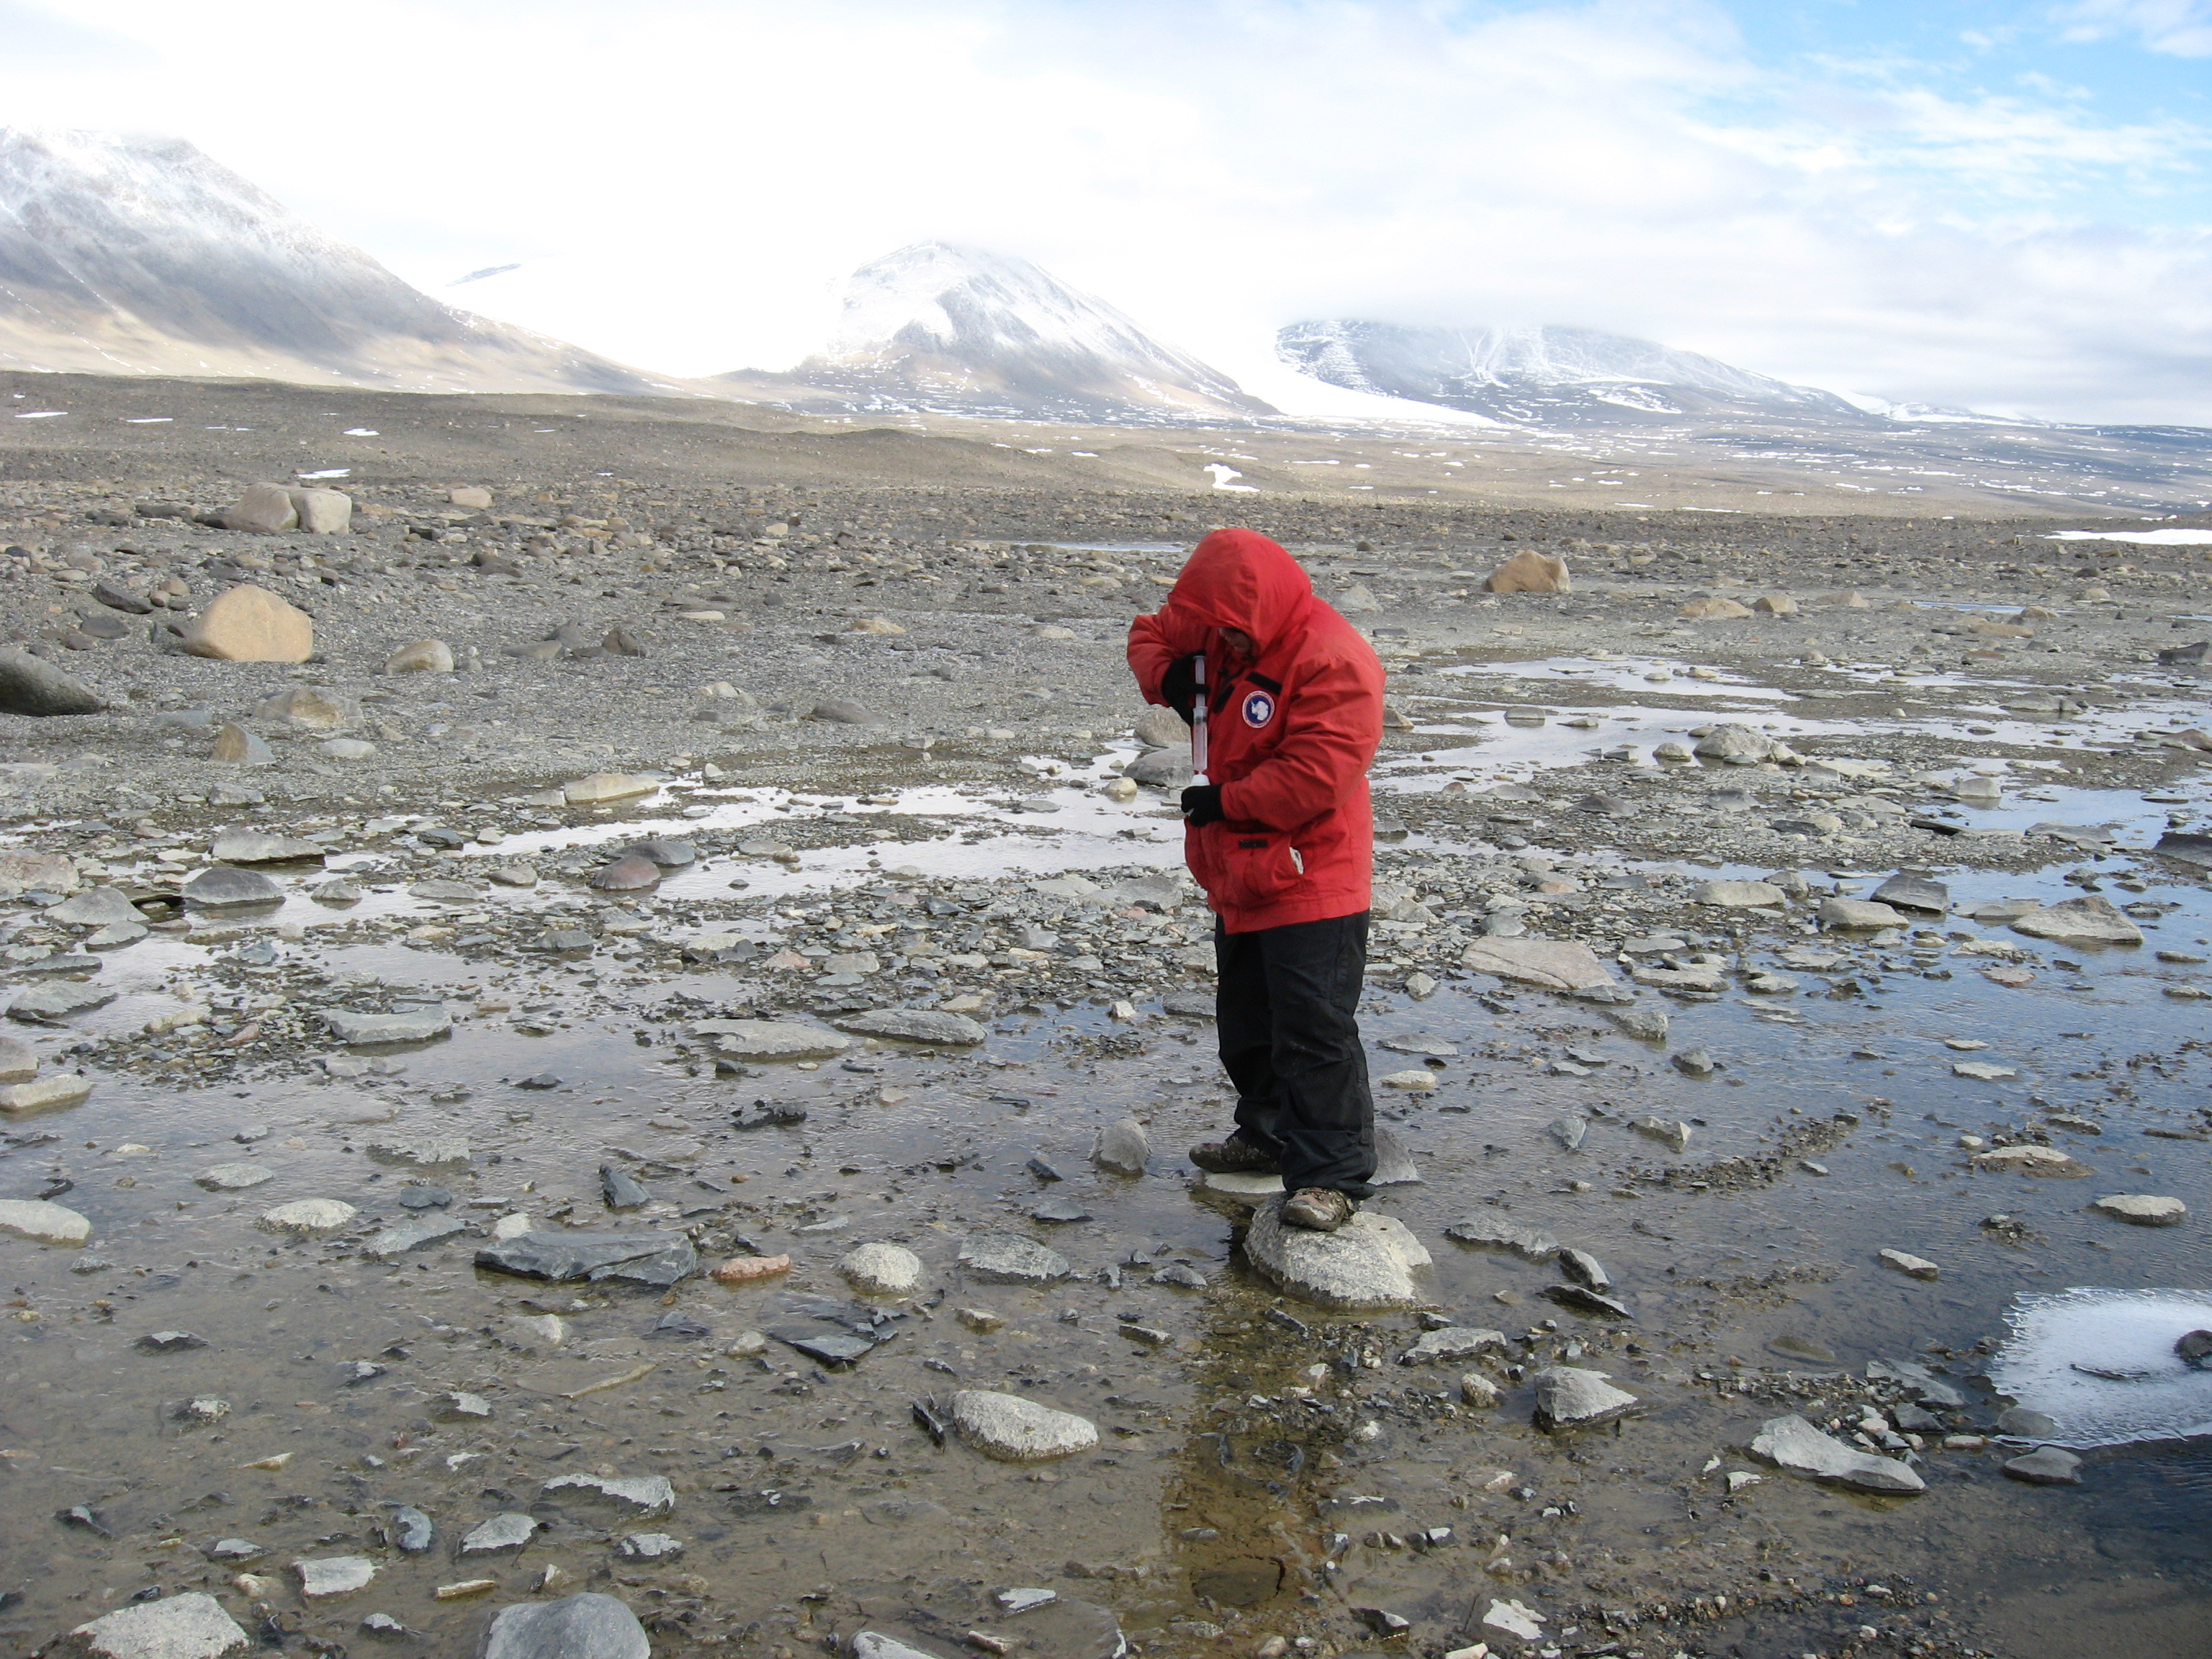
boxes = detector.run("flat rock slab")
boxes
[950,1389,1100,1461]
[1873,873,1949,912]
[543,1472,675,1514]
[1533,1365,1640,1429]
[1457,937,1616,991]
[1694,880,1787,908]
[51,886,145,925]
[2003,1447,2084,1485]
[1244,1196,1429,1310]
[363,1133,470,1166]
[324,1009,452,1045]
[194,1162,273,1191]
[1974,1145,2095,1177]
[364,1215,471,1259]
[10,983,116,1022]
[0,1074,93,1113]
[482,1593,652,1659]
[294,1556,374,1598]
[1750,1413,1925,1494]
[2090,1194,2188,1226]
[1444,1218,1560,1261]
[835,1007,990,1045]
[1879,1249,1941,1280]
[256,1200,357,1236]
[211,829,325,863]
[47,1591,253,1659]
[1820,897,1907,929]
[564,773,661,805]
[695,1019,851,1061]
[1398,1326,1506,1366]
[477,1231,698,1287]
[459,1512,540,1554]
[958,1233,1071,1284]
[181,866,283,907]
[0,1197,92,1244]
[2011,895,2144,947]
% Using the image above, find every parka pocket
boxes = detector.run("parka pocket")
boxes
[1211,830,1308,909]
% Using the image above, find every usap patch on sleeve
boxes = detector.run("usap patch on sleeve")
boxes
[1241,688,1276,728]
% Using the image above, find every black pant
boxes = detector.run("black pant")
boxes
[1215,912,1376,1199]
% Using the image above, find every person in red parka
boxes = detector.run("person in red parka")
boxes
[1128,528,1387,1231]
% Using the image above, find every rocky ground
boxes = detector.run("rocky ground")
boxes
[0,374,2208,1659]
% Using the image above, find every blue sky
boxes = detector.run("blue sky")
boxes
[0,0,2208,422]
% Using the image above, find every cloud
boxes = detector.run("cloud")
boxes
[0,0,2208,423]
[2051,0,2212,57]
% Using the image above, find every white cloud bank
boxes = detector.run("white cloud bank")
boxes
[1,0,2208,423]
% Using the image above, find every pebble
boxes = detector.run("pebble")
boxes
[1878,1248,1941,1280]
[950,1389,1101,1461]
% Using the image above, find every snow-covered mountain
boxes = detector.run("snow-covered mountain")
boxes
[721,241,1274,420]
[0,127,657,395]
[1277,319,1868,427]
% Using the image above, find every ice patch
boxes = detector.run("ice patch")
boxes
[2045,529,2212,546]
[1987,1287,2212,1449]
[14,410,64,419]
[297,468,351,479]
[1203,464,1257,493]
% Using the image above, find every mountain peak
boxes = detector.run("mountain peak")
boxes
[732,240,1272,420]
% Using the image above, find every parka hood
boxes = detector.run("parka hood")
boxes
[1164,528,1315,655]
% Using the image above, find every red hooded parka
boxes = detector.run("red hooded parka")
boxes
[1128,529,1386,933]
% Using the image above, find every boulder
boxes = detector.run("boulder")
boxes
[0,849,79,893]
[286,488,351,534]
[45,1592,253,1659]
[51,886,145,925]
[835,1007,989,1045]
[384,639,454,674]
[449,485,494,511]
[1750,1413,1925,1493]
[477,1232,698,1287]
[1974,1145,2094,1177]
[0,647,102,716]
[1693,724,1783,763]
[210,724,275,765]
[9,983,115,1021]
[1820,897,1907,929]
[258,685,355,732]
[182,585,313,662]
[1457,937,1616,991]
[181,866,282,908]
[839,1241,924,1295]
[950,1390,1100,1461]
[1125,748,1192,786]
[0,1074,93,1114]
[1484,551,1570,594]
[811,698,881,724]
[221,483,298,534]
[564,773,660,806]
[693,1019,849,1061]
[541,1473,675,1514]
[1679,596,1753,620]
[256,1199,358,1236]
[211,828,325,864]
[2002,1447,2083,1485]
[1532,1366,1640,1429]
[323,1008,452,1045]
[1133,705,1186,747]
[1244,1195,1429,1310]
[1092,1118,1151,1176]
[1872,873,1949,913]
[1694,880,1786,908]
[588,854,662,892]
[1752,593,1799,616]
[0,1197,91,1244]
[2010,896,2144,948]
[481,1593,651,1659]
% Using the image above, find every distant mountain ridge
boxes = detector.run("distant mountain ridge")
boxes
[721,241,1274,420]
[1277,318,1871,427]
[0,127,657,395]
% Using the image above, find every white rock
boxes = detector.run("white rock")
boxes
[1749,1413,1925,1493]
[47,1591,252,1659]
[323,1008,451,1045]
[1092,1118,1151,1175]
[840,1241,924,1295]
[1820,897,1907,928]
[459,1512,539,1553]
[194,1163,274,1192]
[256,1200,357,1236]
[1399,1327,1506,1366]
[1974,1145,2094,1177]
[1244,1195,1429,1310]
[1457,936,1616,991]
[0,1197,91,1245]
[850,1634,945,1659]
[542,1472,675,1513]
[2090,1194,2188,1227]
[210,829,325,864]
[294,1556,375,1598]
[1532,1366,1640,1429]
[958,1233,1071,1283]
[1879,1249,1941,1280]
[0,1074,91,1114]
[1481,1599,1547,1641]
[694,1018,850,1061]
[1694,880,1787,908]
[950,1389,1100,1461]
[565,772,661,806]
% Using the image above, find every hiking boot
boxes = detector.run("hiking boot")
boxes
[1187,1135,1280,1175]
[1281,1187,1356,1232]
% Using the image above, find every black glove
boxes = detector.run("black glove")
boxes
[1159,653,1202,725]
[1180,784,1225,827]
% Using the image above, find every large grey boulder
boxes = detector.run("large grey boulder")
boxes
[950,1390,1099,1461]
[480,1592,651,1659]
[1749,1413,1924,1494]
[1872,873,1949,913]
[693,1019,850,1061]
[221,482,298,533]
[210,828,325,863]
[1092,1118,1150,1175]
[0,646,102,716]
[181,866,282,907]
[1244,1195,1429,1310]
[45,1591,252,1658]
[1125,748,1192,786]
[1457,937,1616,991]
[1820,897,1907,929]
[323,1008,451,1045]
[51,886,145,926]
[835,1008,989,1045]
